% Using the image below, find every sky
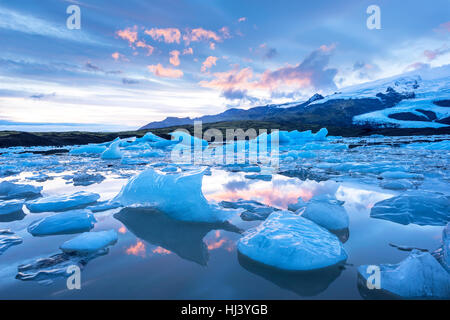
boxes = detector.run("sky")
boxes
[0,0,449,131]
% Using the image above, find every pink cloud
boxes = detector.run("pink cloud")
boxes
[238,17,247,23]
[182,47,194,55]
[126,241,146,257]
[183,28,222,44]
[219,26,231,39]
[111,52,129,62]
[201,56,218,72]
[145,28,181,43]
[148,63,183,78]
[209,42,216,50]
[169,50,180,66]
[423,45,449,60]
[136,40,154,55]
[116,26,138,45]
[433,21,450,33]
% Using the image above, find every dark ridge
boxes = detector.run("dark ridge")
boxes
[433,99,450,107]
[436,116,450,125]
[415,109,437,121]
[1,121,450,148]
[387,112,430,122]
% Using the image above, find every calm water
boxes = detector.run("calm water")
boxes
[0,168,444,299]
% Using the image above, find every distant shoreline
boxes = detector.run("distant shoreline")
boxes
[1,121,450,148]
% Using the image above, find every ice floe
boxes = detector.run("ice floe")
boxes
[0,200,24,215]
[60,230,118,254]
[0,181,42,200]
[27,210,96,236]
[26,191,100,213]
[358,250,450,299]
[69,144,107,155]
[237,211,347,271]
[371,191,450,226]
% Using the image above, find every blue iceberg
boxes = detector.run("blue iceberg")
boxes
[237,211,347,271]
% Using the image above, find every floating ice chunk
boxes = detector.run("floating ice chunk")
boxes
[151,140,178,149]
[0,164,20,177]
[101,139,123,160]
[371,191,450,226]
[237,211,347,271]
[170,131,208,148]
[69,144,107,155]
[358,250,450,299]
[380,179,414,190]
[219,199,278,221]
[114,168,225,222]
[287,197,307,212]
[60,230,118,255]
[27,210,96,236]
[0,200,23,215]
[300,194,349,231]
[0,181,42,200]
[134,132,164,144]
[87,201,122,213]
[380,171,424,180]
[72,173,105,186]
[26,191,100,213]
[0,230,22,255]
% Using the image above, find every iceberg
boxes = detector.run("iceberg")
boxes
[380,179,414,190]
[60,230,118,255]
[114,168,225,222]
[237,211,347,271]
[371,191,450,226]
[69,144,107,155]
[300,194,349,231]
[28,210,96,236]
[101,139,123,160]
[26,191,100,213]
[0,181,42,200]
[170,131,208,148]
[0,200,23,215]
[358,250,450,299]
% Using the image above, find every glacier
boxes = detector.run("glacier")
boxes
[237,211,347,271]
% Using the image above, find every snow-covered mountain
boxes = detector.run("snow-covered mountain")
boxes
[140,65,450,130]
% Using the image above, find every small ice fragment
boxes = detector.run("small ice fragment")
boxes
[60,230,118,255]
[69,145,107,155]
[237,211,347,271]
[26,191,100,213]
[0,181,42,200]
[72,173,105,186]
[0,200,23,215]
[27,210,96,236]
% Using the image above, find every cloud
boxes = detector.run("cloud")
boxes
[145,28,181,43]
[201,56,218,72]
[352,61,380,79]
[29,92,56,100]
[136,40,154,55]
[200,45,338,94]
[169,50,180,66]
[221,88,248,100]
[122,78,139,84]
[404,62,430,71]
[433,21,450,33]
[183,47,193,55]
[112,52,129,62]
[116,26,138,45]
[85,61,102,72]
[424,45,449,60]
[147,64,183,78]
[183,28,221,44]
[219,26,231,39]
[252,43,278,60]
[238,17,247,23]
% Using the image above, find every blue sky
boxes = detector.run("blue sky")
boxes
[0,0,449,131]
